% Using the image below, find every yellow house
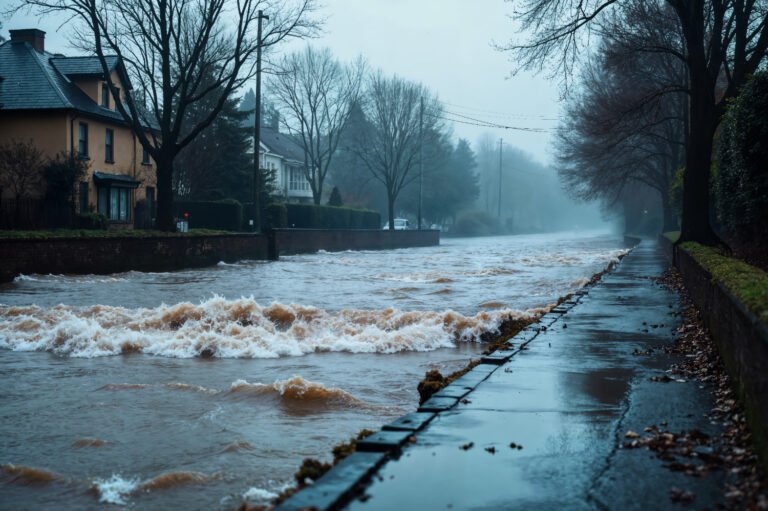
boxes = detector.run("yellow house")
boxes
[0,29,158,228]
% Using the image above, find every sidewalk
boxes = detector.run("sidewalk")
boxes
[278,241,725,510]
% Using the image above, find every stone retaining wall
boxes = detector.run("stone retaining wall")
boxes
[273,228,440,255]
[0,234,269,282]
[0,229,441,282]
[675,245,768,465]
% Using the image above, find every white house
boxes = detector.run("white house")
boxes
[250,127,313,203]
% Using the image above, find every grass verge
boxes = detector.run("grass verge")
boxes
[681,242,768,323]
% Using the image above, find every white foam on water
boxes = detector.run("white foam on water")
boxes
[0,297,533,358]
[243,486,279,501]
[92,474,139,505]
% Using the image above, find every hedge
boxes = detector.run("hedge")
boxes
[285,204,380,229]
[265,203,288,229]
[174,199,243,231]
[716,71,768,232]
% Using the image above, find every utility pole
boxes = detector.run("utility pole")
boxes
[418,95,424,230]
[252,10,269,232]
[497,138,503,219]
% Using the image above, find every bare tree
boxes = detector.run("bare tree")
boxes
[0,139,45,200]
[500,0,768,244]
[558,33,687,232]
[270,46,365,205]
[19,0,319,230]
[353,72,442,230]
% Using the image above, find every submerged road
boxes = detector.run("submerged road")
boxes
[278,241,726,510]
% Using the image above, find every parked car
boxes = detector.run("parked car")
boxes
[383,218,410,230]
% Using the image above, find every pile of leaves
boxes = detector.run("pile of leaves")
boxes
[622,269,767,508]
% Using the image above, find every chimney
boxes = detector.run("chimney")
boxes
[9,29,46,52]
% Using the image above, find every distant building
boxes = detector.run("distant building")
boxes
[0,29,158,228]
[250,127,314,203]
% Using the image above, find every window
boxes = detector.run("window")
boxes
[289,166,309,191]
[105,129,114,163]
[79,182,89,213]
[146,187,155,214]
[78,122,88,157]
[101,82,109,108]
[142,146,150,165]
[97,186,131,222]
[114,87,121,107]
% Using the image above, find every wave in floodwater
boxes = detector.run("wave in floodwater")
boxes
[1,463,59,484]
[229,376,367,407]
[0,296,538,358]
[97,376,369,408]
[92,471,217,505]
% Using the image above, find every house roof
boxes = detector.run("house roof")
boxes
[0,40,156,129]
[260,127,305,163]
[50,55,120,77]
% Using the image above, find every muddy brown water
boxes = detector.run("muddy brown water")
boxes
[0,232,625,509]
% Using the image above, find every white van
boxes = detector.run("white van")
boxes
[383,218,410,230]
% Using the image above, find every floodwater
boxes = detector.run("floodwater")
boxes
[0,231,626,509]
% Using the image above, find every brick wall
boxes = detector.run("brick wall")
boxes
[0,234,269,282]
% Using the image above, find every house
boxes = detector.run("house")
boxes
[0,29,158,228]
[253,126,314,203]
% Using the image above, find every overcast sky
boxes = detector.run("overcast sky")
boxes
[5,0,560,164]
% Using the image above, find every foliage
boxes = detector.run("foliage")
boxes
[265,203,288,229]
[174,199,243,231]
[327,186,343,207]
[0,139,45,199]
[451,211,501,237]
[681,242,768,323]
[429,138,479,222]
[175,73,252,202]
[716,72,768,234]
[669,167,685,218]
[286,203,380,229]
[42,152,88,204]
[75,212,109,230]
[663,231,681,243]
[239,88,281,130]
[327,101,379,209]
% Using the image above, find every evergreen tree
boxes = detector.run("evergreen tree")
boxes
[327,186,343,206]
[175,72,252,202]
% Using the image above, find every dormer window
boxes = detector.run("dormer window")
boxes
[101,82,109,108]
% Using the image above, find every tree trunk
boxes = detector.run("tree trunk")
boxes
[661,189,678,233]
[679,68,719,245]
[155,153,176,232]
[387,193,395,230]
[312,173,323,206]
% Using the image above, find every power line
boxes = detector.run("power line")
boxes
[427,112,553,133]
[441,100,559,121]
[443,110,551,132]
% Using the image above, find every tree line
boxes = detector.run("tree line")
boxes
[500,0,768,248]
